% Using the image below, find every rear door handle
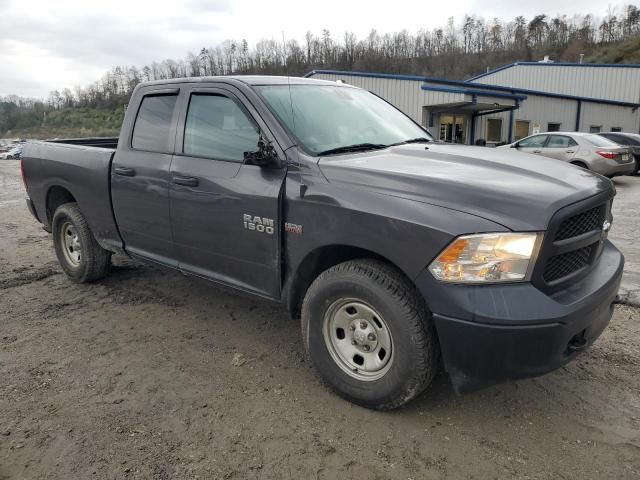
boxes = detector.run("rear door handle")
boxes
[114,166,136,177]
[173,175,199,187]
[533,150,542,153]
[566,150,575,154]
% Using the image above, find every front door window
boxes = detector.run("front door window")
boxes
[439,114,467,144]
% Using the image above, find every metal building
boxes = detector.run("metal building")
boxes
[305,62,640,146]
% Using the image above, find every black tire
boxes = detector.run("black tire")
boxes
[301,259,439,410]
[52,203,111,283]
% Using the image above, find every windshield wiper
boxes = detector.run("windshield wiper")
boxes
[316,143,388,156]
[389,137,432,146]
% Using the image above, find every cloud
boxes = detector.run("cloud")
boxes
[0,39,106,98]
[465,0,613,21]
[0,11,224,66]
[0,0,621,97]
[184,0,232,11]
[0,0,231,96]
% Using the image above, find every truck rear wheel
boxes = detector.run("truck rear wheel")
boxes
[301,259,439,410]
[52,203,111,283]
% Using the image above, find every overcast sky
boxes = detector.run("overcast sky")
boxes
[0,0,620,98]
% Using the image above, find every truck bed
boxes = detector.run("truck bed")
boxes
[21,139,123,253]
[46,137,119,149]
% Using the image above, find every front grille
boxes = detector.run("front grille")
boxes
[535,199,610,289]
[543,245,594,283]
[554,205,603,241]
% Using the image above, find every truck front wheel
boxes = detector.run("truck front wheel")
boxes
[52,203,111,283]
[301,259,439,410]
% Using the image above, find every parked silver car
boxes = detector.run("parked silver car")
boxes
[500,132,635,178]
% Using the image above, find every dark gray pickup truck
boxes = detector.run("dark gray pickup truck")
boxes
[22,76,624,409]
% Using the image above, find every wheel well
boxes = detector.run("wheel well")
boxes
[571,160,588,169]
[286,245,406,319]
[46,186,76,226]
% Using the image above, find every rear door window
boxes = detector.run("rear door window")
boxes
[183,94,260,162]
[131,94,179,153]
[546,135,577,148]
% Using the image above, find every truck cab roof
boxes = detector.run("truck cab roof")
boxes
[139,75,343,88]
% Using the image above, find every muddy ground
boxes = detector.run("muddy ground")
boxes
[1,160,639,479]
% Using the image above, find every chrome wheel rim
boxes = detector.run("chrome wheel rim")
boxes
[60,221,81,267]
[322,298,394,381]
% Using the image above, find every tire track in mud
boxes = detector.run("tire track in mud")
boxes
[614,287,640,308]
[0,266,60,290]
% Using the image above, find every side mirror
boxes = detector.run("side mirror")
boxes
[245,134,279,167]
[510,143,518,148]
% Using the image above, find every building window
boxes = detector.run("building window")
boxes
[589,125,602,133]
[611,127,622,132]
[547,122,561,132]
[486,118,502,142]
[515,120,530,140]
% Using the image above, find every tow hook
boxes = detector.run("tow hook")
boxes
[567,330,588,353]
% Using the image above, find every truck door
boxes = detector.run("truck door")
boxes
[111,88,180,265]
[169,86,286,298]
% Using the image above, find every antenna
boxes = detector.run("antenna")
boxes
[283,31,297,142]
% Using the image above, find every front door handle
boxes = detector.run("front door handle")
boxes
[173,175,199,187]
[533,150,542,153]
[114,166,136,177]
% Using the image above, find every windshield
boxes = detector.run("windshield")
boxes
[256,84,433,155]
[584,135,618,147]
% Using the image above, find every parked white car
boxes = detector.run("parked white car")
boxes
[0,144,23,160]
[500,132,635,178]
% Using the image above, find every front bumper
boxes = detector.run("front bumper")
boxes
[415,240,624,393]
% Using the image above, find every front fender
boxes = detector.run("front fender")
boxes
[282,173,507,289]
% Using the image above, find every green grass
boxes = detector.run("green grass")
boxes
[0,106,124,139]
[586,36,640,64]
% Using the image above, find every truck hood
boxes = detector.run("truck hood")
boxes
[318,143,614,231]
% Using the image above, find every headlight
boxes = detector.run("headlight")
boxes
[428,232,542,283]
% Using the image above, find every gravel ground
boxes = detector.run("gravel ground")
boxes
[1,160,639,479]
